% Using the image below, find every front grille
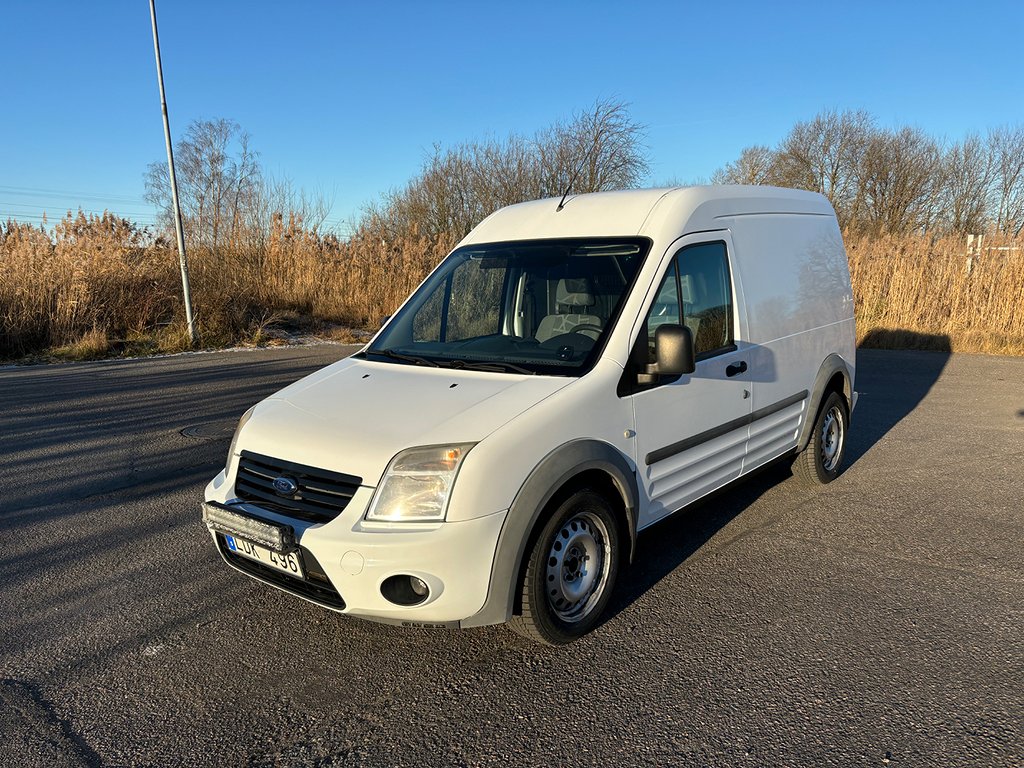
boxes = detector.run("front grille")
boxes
[235,450,361,524]
[217,535,346,610]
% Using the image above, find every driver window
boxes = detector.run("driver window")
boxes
[678,242,733,357]
[641,241,734,364]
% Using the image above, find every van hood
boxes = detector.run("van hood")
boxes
[235,356,573,486]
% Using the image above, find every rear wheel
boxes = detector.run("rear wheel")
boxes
[794,391,849,486]
[508,489,620,645]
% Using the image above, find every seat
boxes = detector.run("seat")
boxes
[536,278,603,342]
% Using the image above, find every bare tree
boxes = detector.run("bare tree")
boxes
[711,145,780,185]
[361,99,649,242]
[364,143,481,239]
[772,109,874,227]
[855,127,942,235]
[989,125,1024,236]
[145,118,262,250]
[939,134,994,234]
[703,110,1024,236]
[536,98,648,196]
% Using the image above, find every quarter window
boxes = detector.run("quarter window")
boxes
[644,261,680,363]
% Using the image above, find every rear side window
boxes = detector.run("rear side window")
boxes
[642,241,734,363]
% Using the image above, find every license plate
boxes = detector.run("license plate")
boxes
[224,535,305,578]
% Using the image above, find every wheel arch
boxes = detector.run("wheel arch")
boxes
[460,439,638,628]
[798,354,853,451]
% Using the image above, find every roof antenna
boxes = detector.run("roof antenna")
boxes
[556,133,600,212]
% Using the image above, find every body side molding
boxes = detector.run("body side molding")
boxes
[645,390,809,466]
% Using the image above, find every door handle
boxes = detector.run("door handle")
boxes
[726,361,747,377]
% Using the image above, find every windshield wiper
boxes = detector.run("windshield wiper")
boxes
[369,348,440,367]
[446,359,537,375]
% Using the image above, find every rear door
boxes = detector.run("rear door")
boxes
[627,235,751,528]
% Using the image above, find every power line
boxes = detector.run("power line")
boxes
[1,209,158,218]
[0,184,147,204]
[0,200,160,217]
[0,190,357,232]
[1,212,160,226]
[3,209,349,228]
[1,209,159,221]
[1,214,52,223]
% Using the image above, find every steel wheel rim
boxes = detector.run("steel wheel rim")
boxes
[545,511,611,623]
[820,405,845,472]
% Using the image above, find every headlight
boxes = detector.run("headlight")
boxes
[365,444,475,522]
[226,405,256,469]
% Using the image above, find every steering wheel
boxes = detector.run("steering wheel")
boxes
[571,323,604,340]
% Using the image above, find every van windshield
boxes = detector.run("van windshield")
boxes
[365,237,650,375]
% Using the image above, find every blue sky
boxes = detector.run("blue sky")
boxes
[2,0,1022,234]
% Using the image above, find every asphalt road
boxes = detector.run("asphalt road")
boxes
[1,346,1021,767]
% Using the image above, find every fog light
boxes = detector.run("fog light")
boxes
[381,574,430,606]
[410,577,428,597]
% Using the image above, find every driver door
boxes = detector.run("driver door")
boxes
[627,235,751,528]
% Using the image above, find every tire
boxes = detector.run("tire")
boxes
[508,489,620,645]
[794,391,850,486]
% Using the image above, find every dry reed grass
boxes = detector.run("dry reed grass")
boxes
[2,212,1022,360]
[1,213,181,358]
[847,232,1024,354]
[0,212,451,360]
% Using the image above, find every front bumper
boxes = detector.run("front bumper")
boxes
[204,470,507,626]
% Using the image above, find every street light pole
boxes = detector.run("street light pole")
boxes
[149,0,196,345]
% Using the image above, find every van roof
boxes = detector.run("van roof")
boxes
[460,185,834,245]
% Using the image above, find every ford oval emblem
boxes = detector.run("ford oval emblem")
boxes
[272,476,299,496]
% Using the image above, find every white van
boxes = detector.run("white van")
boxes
[202,186,857,644]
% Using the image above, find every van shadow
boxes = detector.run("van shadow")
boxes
[600,336,951,624]
[858,328,952,353]
[601,460,790,626]
[845,331,951,466]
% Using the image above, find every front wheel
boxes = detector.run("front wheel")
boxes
[508,489,620,645]
[794,391,849,486]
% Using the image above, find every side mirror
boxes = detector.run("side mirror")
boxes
[653,324,695,376]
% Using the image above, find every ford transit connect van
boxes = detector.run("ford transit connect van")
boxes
[202,186,857,645]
